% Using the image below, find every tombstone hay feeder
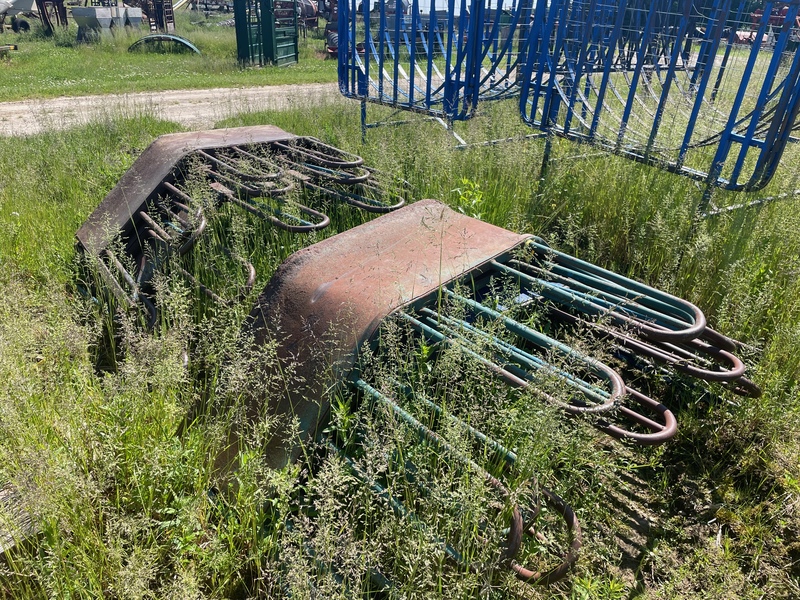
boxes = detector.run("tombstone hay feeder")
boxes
[75,126,406,329]
[75,126,759,589]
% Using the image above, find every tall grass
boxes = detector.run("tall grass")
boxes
[0,100,798,598]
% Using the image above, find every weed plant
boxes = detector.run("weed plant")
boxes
[0,98,799,598]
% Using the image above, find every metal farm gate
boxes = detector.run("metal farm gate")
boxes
[235,0,299,66]
[339,0,800,193]
[519,0,800,193]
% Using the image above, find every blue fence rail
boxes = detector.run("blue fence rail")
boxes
[339,0,800,191]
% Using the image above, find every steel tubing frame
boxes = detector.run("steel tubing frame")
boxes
[393,284,679,445]
[520,0,800,191]
[77,129,408,328]
[338,0,536,125]
[339,0,800,190]
[326,378,583,585]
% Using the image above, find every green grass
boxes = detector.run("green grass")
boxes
[1,100,799,598]
[0,13,337,102]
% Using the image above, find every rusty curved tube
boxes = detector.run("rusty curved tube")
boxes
[414,310,675,444]
[207,167,296,197]
[700,327,739,353]
[503,258,707,343]
[417,307,621,412]
[172,255,256,306]
[212,183,331,233]
[138,209,208,258]
[142,223,256,306]
[408,292,681,445]
[272,137,365,169]
[285,159,373,185]
[595,387,678,445]
[517,261,705,340]
[511,487,582,586]
[303,179,407,213]
[726,375,763,399]
[153,183,209,256]
[176,215,208,257]
[629,337,745,382]
[548,306,746,383]
[229,146,285,179]
[153,196,208,256]
[196,149,284,183]
[510,239,708,342]
[141,204,208,260]
[97,250,158,330]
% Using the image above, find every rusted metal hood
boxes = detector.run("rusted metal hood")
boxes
[248,199,530,468]
[76,125,296,254]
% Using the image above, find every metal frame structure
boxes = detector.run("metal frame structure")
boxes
[128,33,201,53]
[235,0,299,66]
[244,198,758,585]
[75,126,762,588]
[34,0,66,33]
[520,0,800,195]
[123,0,176,32]
[75,126,406,328]
[338,0,537,137]
[338,0,800,194]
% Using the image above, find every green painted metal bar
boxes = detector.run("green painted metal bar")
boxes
[417,307,613,406]
[443,288,626,404]
[235,0,298,66]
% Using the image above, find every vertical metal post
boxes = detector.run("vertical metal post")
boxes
[361,98,367,142]
[234,0,254,65]
[538,134,553,194]
[262,0,274,66]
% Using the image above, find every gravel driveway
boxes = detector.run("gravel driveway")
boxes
[0,83,345,136]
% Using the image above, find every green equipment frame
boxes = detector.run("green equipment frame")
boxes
[234,0,299,66]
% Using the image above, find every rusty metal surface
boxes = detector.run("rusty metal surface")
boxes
[597,387,678,446]
[511,488,582,585]
[76,126,411,332]
[76,125,296,255]
[247,199,530,468]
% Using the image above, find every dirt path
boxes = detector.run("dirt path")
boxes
[0,83,346,137]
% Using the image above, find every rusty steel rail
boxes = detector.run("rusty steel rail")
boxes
[546,305,760,399]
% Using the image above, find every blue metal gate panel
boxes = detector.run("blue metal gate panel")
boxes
[519,0,800,191]
[338,0,535,121]
[339,0,800,191]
